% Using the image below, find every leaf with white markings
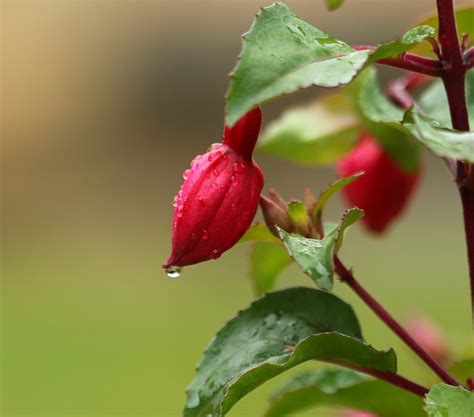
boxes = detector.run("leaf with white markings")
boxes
[278,208,363,290]
[226,2,371,126]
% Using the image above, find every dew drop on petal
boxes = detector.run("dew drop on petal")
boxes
[191,233,197,240]
[202,229,209,240]
[210,248,222,259]
[165,266,182,279]
[233,162,246,174]
[213,169,220,177]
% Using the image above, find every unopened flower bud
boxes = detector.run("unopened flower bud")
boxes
[337,132,420,233]
[406,315,452,367]
[163,108,264,269]
[268,188,288,211]
[260,195,293,236]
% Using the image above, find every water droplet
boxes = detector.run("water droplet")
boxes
[172,196,178,208]
[176,205,184,218]
[233,162,246,174]
[210,248,221,259]
[191,233,197,240]
[213,169,220,177]
[231,203,236,210]
[186,389,200,408]
[165,266,182,279]
[202,229,209,240]
[183,169,191,180]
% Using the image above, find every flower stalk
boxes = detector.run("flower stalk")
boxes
[334,256,460,386]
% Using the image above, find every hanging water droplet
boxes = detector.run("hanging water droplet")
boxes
[202,229,209,240]
[165,266,182,279]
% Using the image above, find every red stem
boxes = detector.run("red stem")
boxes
[460,188,474,319]
[435,0,474,319]
[352,45,443,76]
[334,256,460,386]
[323,359,429,397]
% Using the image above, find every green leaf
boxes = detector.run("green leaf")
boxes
[249,242,292,296]
[278,208,362,290]
[424,383,474,417]
[265,368,425,417]
[278,228,335,290]
[449,359,474,381]
[345,69,422,172]
[239,224,280,243]
[325,0,345,11]
[258,94,360,165]
[418,70,474,128]
[225,2,371,126]
[335,208,364,252]
[411,7,474,56]
[403,109,474,164]
[312,174,364,224]
[184,287,397,417]
[368,25,436,63]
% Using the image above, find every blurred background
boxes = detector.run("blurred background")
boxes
[2,0,473,416]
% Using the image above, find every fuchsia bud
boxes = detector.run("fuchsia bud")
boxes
[337,133,420,234]
[163,108,264,269]
[260,195,293,237]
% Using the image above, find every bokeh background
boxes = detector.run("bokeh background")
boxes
[2,0,473,416]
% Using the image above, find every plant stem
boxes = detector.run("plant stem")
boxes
[334,255,460,386]
[337,362,429,397]
[460,188,474,318]
[352,46,443,76]
[435,0,474,319]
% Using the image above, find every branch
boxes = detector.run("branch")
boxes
[323,359,429,397]
[435,0,474,321]
[352,45,443,77]
[334,255,461,386]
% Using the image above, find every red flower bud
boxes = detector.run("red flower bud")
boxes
[260,195,293,237]
[406,315,452,367]
[163,108,264,269]
[337,133,420,233]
